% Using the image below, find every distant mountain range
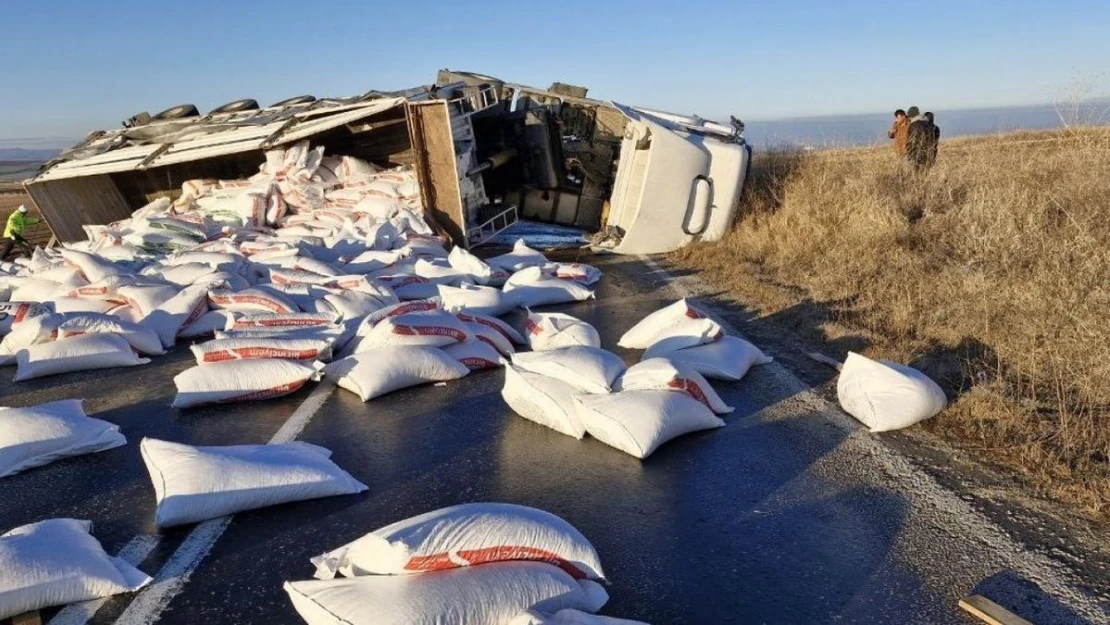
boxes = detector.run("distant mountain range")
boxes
[0,147,61,161]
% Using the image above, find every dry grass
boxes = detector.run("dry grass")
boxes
[675,126,1110,518]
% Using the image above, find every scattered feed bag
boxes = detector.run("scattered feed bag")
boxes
[356,310,471,351]
[60,249,127,283]
[0,313,62,365]
[319,290,388,321]
[0,519,151,619]
[502,364,586,439]
[414,258,474,287]
[375,275,440,301]
[325,347,469,402]
[118,284,179,318]
[311,502,604,580]
[142,285,210,349]
[664,336,772,381]
[172,359,323,408]
[511,610,649,625]
[139,438,367,527]
[285,562,608,625]
[545,262,603,286]
[14,334,150,382]
[442,340,505,371]
[487,239,550,272]
[190,337,333,366]
[179,309,236,338]
[57,312,165,355]
[51,297,117,315]
[616,358,734,415]
[573,390,725,459]
[231,312,339,330]
[0,302,52,336]
[0,399,125,478]
[208,287,299,314]
[640,318,724,360]
[836,351,947,432]
[456,312,525,345]
[503,267,595,308]
[618,298,709,349]
[511,347,626,394]
[447,246,495,285]
[526,311,601,351]
[437,283,516,316]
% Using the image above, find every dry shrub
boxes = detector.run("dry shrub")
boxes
[677,128,1110,517]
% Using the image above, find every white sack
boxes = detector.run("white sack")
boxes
[118,284,179,318]
[179,309,236,338]
[209,287,299,314]
[0,302,52,335]
[143,285,209,349]
[463,321,515,357]
[357,310,471,350]
[311,502,604,580]
[456,312,525,345]
[640,318,724,360]
[140,438,366,527]
[57,313,165,355]
[546,262,603,286]
[172,359,321,408]
[511,347,626,394]
[504,270,595,308]
[0,313,63,365]
[0,519,150,619]
[51,297,117,315]
[447,246,494,284]
[15,334,150,382]
[616,358,733,414]
[665,336,772,381]
[0,399,125,478]
[231,312,339,330]
[285,562,607,625]
[438,283,516,316]
[618,299,709,349]
[836,351,947,432]
[526,311,601,351]
[324,347,469,402]
[487,239,549,272]
[574,390,725,459]
[502,364,585,439]
[61,249,126,283]
[191,338,332,365]
[511,610,649,625]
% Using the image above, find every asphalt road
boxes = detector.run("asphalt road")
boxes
[1,252,1106,625]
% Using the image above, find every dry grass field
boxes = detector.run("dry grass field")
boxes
[675,126,1110,519]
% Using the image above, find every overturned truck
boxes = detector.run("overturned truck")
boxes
[26,70,751,254]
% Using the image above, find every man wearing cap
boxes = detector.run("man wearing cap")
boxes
[1,205,39,259]
[905,106,935,171]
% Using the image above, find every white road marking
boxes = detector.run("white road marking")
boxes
[48,535,161,625]
[112,379,337,625]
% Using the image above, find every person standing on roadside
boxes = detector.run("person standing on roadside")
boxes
[1,205,39,260]
[923,112,940,167]
[906,106,936,172]
[887,109,910,156]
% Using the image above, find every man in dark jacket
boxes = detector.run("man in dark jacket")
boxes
[923,112,940,166]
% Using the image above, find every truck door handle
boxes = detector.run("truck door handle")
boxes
[683,175,713,236]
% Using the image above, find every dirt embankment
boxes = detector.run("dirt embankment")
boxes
[674,126,1110,520]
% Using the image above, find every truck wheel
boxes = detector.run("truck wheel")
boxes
[151,104,200,120]
[270,95,316,107]
[210,99,259,114]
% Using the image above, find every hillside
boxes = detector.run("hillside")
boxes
[675,126,1110,519]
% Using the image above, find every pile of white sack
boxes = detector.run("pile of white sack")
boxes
[285,502,647,625]
[503,299,772,459]
[0,140,602,405]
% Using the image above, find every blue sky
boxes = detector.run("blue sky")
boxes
[1,0,1107,143]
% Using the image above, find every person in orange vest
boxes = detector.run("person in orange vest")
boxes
[1,205,39,259]
[887,109,910,157]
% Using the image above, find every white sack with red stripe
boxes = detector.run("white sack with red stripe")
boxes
[142,284,210,349]
[140,438,366,527]
[285,562,607,625]
[171,359,322,408]
[461,320,514,357]
[356,310,471,351]
[617,299,710,349]
[208,287,299,315]
[503,267,594,308]
[502,364,585,439]
[190,338,333,366]
[51,297,116,315]
[615,358,733,414]
[574,390,725,459]
[511,347,626,395]
[525,311,600,352]
[57,313,165,355]
[665,335,773,381]
[0,302,52,335]
[14,334,150,382]
[0,313,63,365]
[117,284,179,318]
[310,502,604,581]
[324,347,469,402]
[441,340,505,371]
[437,283,516,317]
[544,262,603,286]
[231,312,339,330]
[456,312,524,344]
[178,309,236,338]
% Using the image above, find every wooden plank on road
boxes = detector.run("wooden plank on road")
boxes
[959,595,1035,625]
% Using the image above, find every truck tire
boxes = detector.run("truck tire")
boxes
[151,104,200,120]
[209,99,259,114]
[270,95,316,107]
